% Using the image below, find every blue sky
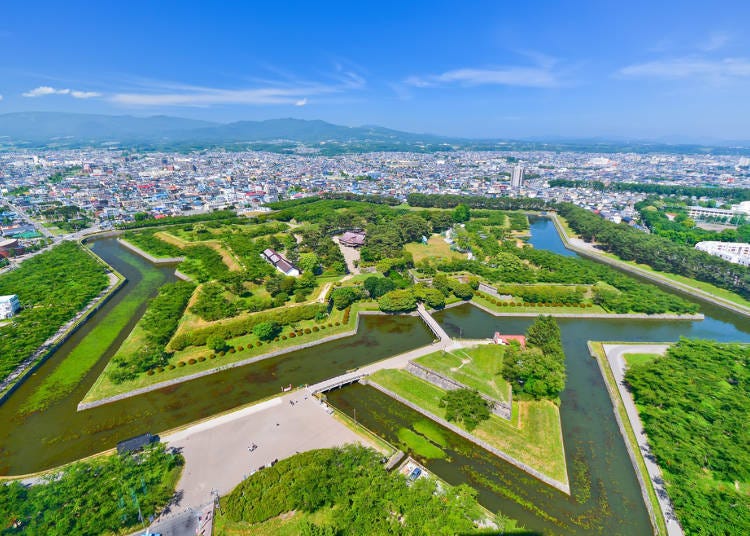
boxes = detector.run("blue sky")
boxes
[2,0,750,141]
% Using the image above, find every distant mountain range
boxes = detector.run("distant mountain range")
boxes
[0,111,749,155]
[0,112,448,147]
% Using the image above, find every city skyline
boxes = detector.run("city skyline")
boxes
[2,1,750,142]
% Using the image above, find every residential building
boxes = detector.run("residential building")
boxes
[511,165,524,190]
[261,248,300,277]
[0,294,20,319]
[695,241,750,266]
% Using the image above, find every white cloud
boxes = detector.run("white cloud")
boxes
[71,90,102,99]
[22,86,101,98]
[22,86,70,97]
[404,64,561,89]
[700,32,730,52]
[0,94,3,101]
[617,57,750,80]
[110,71,364,107]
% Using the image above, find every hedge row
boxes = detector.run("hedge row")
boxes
[480,292,593,308]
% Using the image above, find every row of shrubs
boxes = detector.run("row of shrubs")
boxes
[481,293,594,308]
[171,303,327,350]
[148,320,349,375]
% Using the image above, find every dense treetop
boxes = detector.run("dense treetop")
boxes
[0,445,183,536]
[0,241,109,383]
[626,339,750,535]
[222,445,521,534]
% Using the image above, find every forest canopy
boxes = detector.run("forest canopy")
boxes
[625,339,750,534]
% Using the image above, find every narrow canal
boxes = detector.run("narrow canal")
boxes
[327,218,750,535]
[0,238,433,475]
[2,219,749,535]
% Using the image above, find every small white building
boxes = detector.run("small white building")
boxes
[260,248,300,277]
[0,294,20,319]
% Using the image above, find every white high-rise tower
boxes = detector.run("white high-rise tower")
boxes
[511,165,524,190]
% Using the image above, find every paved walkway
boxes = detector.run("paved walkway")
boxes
[333,236,361,275]
[601,343,683,536]
[164,392,372,509]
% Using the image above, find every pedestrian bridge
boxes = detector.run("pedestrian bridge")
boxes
[416,303,451,343]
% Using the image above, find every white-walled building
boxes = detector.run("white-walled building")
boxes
[0,294,20,319]
[695,241,750,266]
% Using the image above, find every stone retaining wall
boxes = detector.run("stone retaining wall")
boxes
[588,342,662,536]
[405,361,511,420]
[367,380,570,495]
[469,300,704,320]
[117,238,185,265]
[77,315,369,411]
[477,282,512,300]
[549,213,748,319]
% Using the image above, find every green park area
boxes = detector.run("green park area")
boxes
[368,316,570,486]
[624,339,750,534]
[81,198,701,402]
[213,445,529,535]
[0,445,183,536]
[0,242,110,389]
[415,345,512,402]
[370,368,567,486]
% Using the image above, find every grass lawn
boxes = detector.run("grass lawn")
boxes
[19,267,161,414]
[472,293,606,315]
[415,345,511,402]
[155,230,244,272]
[622,352,660,368]
[369,368,568,485]
[82,302,377,403]
[213,507,338,536]
[589,342,668,536]
[405,234,465,264]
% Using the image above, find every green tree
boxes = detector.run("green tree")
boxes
[377,289,417,312]
[451,282,474,300]
[432,274,452,296]
[253,321,280,341]
[452,204,471,223]
[526,315,562,355]
[298,252,321,274]
[364,276,396,298]
[413,285,446,309]
[207,335,227,352]
[439,389,490,431]
[330,286,363,310]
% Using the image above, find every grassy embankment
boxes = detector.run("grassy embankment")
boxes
[369,367,568,486]
[588,341,668,536]
[19,263,163,413]
[472,292,607,315]
[154,230,244,271]
[415,345,511,402]
[622,352,660,368]
[555,215,750,311]
[83,301,378,403]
